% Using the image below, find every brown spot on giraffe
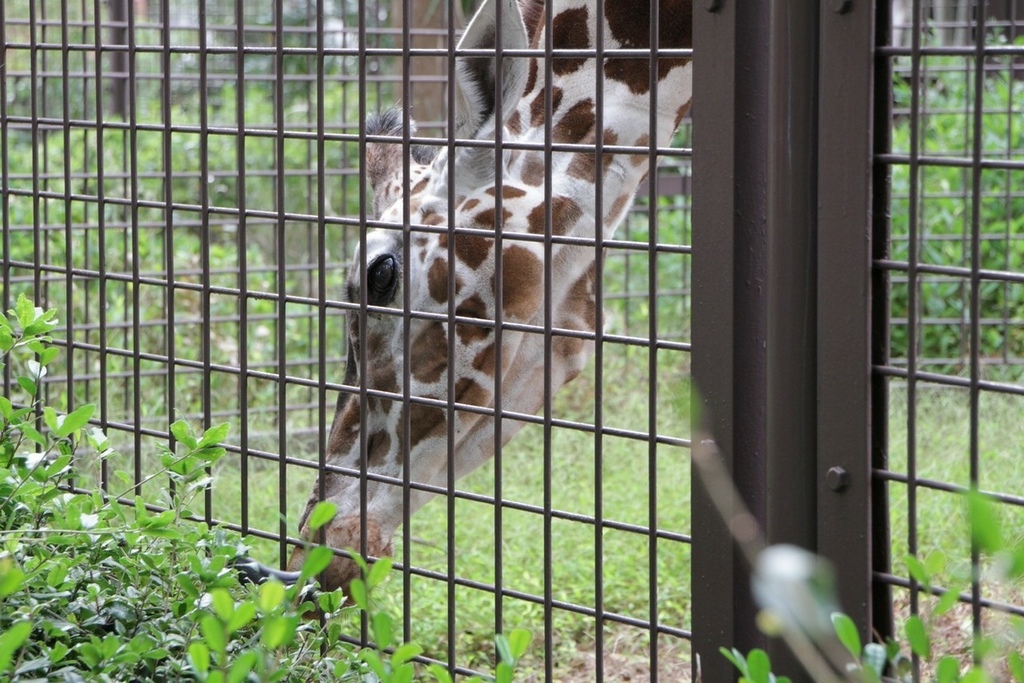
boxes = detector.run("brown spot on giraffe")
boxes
[604,0,692,95]
[410,321,448,383]
[609,192,635,225]
[507,109,523,135]
[553,99,595,144]
[485,185,528,200]
[455,293,491,345]
[473,207,514,229]
[530,86,564,127]
[455,377,492,408]
[366,429,393,467]
[428,258,450,303]
[500,245,544,320]
[526,195,583,236]
[567,129,619,181]
[405,402,446,448]
[520,154,547,186]
[454,234,492,269]
[411,175,430,194]
[423,212,447,226]
[551,6,589,76]
[460,198,481,213]
[632,134,651,166]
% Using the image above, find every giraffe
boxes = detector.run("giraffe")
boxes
[282,0,693,595]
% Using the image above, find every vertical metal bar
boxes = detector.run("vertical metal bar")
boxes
[541,2,555,678]
[357,0,370,646]
[871,0,895,647]
[0,0,9,387]
[646,1,661,679]
[236,0,251,538]
[93,0,111,489]
[446,0,463,670]
[817,0,877,638]
[691,1,770,680]
[968,1,987,654]
[162,0,178,495]
[401,0,415,647]
[29,2,42,301]
[592,0,607,677]
[60,0,77,471]
[905,1,922,677]
[315,0,328,588]
[199,0,213,524]
[275,0,290,570]
[126,0,142,500]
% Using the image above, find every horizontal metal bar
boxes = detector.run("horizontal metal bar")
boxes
[873,572,1024,620]
[873,365,1024,397]
[872,470,1024,508]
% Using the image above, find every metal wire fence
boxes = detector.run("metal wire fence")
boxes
[877,0,1024,679]
[2,0,692,679]
[4,0,1023,680]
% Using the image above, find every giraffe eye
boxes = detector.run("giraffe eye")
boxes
[367,254,399,305]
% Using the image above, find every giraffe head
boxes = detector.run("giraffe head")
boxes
[287,0,693,595]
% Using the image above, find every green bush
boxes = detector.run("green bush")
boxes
[0,296,528,682]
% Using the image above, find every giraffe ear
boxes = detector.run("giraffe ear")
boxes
[453,0,529,140]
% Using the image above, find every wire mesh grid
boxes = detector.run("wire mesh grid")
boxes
[1,0,693,679]
[876,0,1024,677]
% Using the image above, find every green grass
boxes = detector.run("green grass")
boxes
[887,384,1024,614]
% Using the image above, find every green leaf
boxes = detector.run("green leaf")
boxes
[197,422,230,449]
[746,648,771,683]
[211,588,235,621]
[967,490,1003,554]
[831,612,861,660]
[227,602,257,633]
[720,646,749,676]
[0,621,32,672]
[391,643,423,668]
[935,587,960,616]
[56,403,95,438]
[188,642,211,674]
[427,663,454,683]
[200,614,227,655]
[495,661,514,683]
[507,628,531,660]
[298,546,334,584]
[261,615,299,649]
[367,556,393,589]
[935,656,960,683]
[307,501,337,532]
[1009,651,1024,682]
[17,376,37,397]
[904,554,930,587]
[348,578,368,611]
[259,580,286,612]
[318,589,343,614]
[227,650,259,683]
[170,420,198,449]
[862,642,887,677]
[905,615,931,660]
[372,611,393,650]
[358,649,386,679]
[0,560,26,599]
[495,634,513,665]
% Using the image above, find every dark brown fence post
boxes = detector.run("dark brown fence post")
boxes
[691,1,770,680]
[817,0,882,653]
[695,0,881,679]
